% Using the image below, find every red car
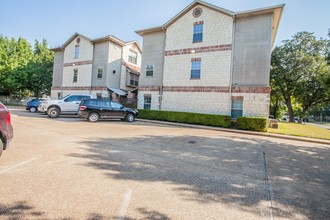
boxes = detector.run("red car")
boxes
[0,102,13,157]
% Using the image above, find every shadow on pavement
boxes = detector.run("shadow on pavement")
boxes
[68,134,329,219]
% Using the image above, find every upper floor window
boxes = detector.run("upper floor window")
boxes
[128,50,137,64]
[97,68,103,79]
[130,73,139,86]
[193,23,203,43]
[75,45,79,58]
[73,69,78,82]
[191,59,201,79]
[146,64,154,76]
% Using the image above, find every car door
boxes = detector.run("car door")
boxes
[109,101,125,119]
[62,95,81,112]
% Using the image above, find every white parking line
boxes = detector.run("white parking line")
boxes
[118,188,133,219]
[0,158,38,173]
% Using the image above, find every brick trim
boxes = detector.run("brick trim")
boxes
[232,96,244,100]
[165,44,231,56]
[51,86,108,91]
[193,21,204,25]
[161,86,270,94]
[144,94,152,97]
[139,86,161,92]
[64,60,93,67]
[191,57,201,62]
[232,87,271,94]
[163,86,229,93]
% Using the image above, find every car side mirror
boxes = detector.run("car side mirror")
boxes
[120,106,124,109]
[64,99,68,102]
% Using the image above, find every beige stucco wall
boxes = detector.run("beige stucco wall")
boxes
[163,51,231,87]
[139,31,166,87]
[63,37,93,63]
[237,93,270,117]
[52,51,64,87]
[122,43,142,67]
[137,91,161,110]
[165,5,233,51]
[163,5,233,87]
[92,41,109,87]
[161,92,231,115]
[62,65,93,86]
[232,14,273,86]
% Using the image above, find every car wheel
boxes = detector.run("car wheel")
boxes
[48,107,60,118]
[29,107,37,113]
[88,112,99,122]
[125,113,135,122]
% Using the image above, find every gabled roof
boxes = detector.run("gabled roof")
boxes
[51,32,142,52]
[163,0,234,28]
[125,41,142,54]
[62,32,92,48]
[136,0,285,47]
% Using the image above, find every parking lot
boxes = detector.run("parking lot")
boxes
[0,107,329,220]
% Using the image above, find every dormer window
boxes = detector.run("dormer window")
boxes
[128,50,137,64]
[75,45,79,58]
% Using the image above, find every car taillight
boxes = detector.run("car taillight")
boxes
[26,102,29,107]
[79,106,87,111]
[6,112,11,124]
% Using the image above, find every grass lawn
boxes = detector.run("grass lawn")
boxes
[268,122,330,140]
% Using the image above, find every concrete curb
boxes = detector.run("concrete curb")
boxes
[136,119,330,145]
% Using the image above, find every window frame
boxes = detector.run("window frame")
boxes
[129,73,139,86]
[143,96,151,110]
[74,45,79,59]
[193,23,203,43]
[73,69,78,83]
[231,98,243,119]
[97,68,103,79]
[191,59,201,79]
[146,64,154,77]
[128,50,138,64]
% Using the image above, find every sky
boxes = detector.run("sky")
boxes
[0,0,329,48]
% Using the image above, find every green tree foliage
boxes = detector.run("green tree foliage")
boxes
[0,35,53,97]
[271,32,330,123]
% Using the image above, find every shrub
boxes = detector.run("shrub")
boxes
[138,109,232,128]
[236,117,268,132]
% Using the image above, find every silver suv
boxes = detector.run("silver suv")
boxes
[38,94,92,118]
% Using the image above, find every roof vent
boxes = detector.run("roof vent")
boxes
[193,7,202,18]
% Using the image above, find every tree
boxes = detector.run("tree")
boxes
[0,36,53,97]
[270,32,330,122]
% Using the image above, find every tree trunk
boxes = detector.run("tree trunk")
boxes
[285,97,294,122]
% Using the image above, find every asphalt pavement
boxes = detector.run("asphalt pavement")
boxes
[0,107,329,219]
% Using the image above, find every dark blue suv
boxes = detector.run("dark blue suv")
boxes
[26,98,48,113]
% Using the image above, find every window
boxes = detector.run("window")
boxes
[97,68,103,79]
[128,50,137,64]
[74,45,79,58]
[146,64,154,76]
[231,98,243,118]
[144,96,151,110]
[191,60,201,79]
[130,73,139,86]
[193,23,203,43]
[73,69,78,82]
[111,101,123,109]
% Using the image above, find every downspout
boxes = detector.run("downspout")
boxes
[159,26,167,111]
[90,42,95,96]
[229,14,236,115]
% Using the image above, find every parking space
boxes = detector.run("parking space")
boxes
[0,107,329,219]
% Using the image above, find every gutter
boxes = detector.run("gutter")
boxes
[229,14,236,114]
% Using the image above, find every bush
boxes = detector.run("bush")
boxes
[138,109,232,128]
[236,117,268,132]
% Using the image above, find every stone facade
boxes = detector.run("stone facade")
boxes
[136,0,284,118]
[50,33,141,103]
